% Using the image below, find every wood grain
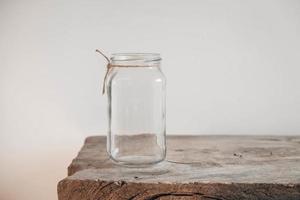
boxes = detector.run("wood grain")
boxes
[58,135,300,200]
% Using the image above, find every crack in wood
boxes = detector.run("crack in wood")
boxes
[140,191,229,200]
[127,193,141,200]
[144,192,204,200]
[98,182,115,191]
[202,195,229,200]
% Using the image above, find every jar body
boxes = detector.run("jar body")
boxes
[107,54,166,166]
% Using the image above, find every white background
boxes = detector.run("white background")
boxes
[0,0,300,199]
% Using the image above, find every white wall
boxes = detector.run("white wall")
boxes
[1,0,300,151]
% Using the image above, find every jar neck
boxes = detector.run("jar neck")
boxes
[110,53,161,67]
[111,60,161,67]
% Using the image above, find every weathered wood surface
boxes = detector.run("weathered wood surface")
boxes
[58,135,300,200]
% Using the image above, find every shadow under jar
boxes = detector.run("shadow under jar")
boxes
[106,53,166,167]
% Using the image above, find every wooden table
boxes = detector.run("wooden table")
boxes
[58,135,300,200]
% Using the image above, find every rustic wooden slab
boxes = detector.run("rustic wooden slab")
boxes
[58,135,300,200]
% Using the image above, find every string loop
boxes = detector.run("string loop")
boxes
[95,49,112,94]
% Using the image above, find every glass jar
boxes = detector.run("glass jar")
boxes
[106,53,166,166]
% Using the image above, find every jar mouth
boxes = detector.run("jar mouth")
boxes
[111,53,161,62]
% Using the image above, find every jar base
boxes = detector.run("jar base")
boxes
[109,155,165,168]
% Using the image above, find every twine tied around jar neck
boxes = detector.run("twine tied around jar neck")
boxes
[96,49,158,95]
[95,49,112,94]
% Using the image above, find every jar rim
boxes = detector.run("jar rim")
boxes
[111,53,161,62]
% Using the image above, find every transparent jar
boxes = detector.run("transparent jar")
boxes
[106,53,166,166]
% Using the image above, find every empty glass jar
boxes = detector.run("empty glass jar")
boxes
[106,53,166,166]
